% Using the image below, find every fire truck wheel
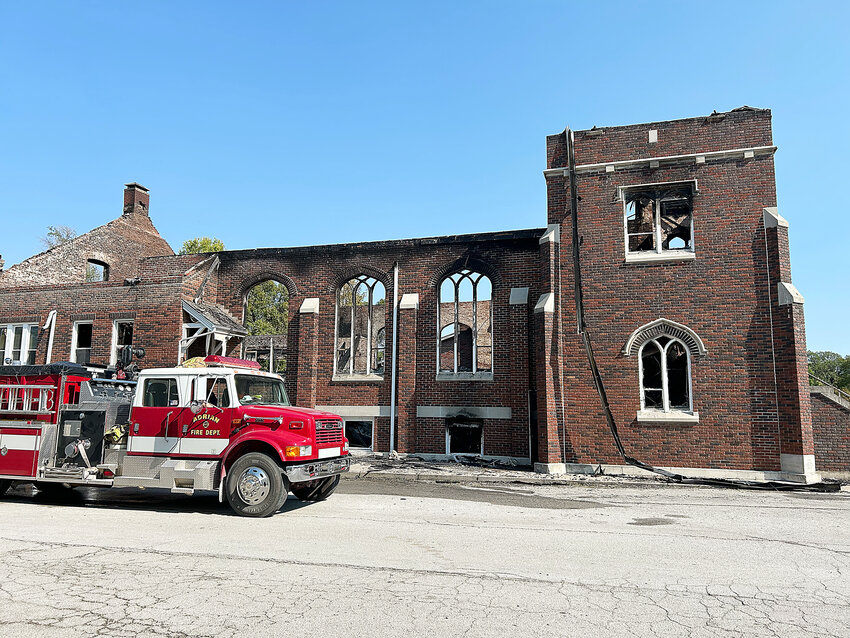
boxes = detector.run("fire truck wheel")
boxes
[0,480,10,497]
[225,453,288,517]
[290,475,340,502]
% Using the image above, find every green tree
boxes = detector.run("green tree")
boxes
[808,351,850,392]
[245,280,288,336]
[179,237,225,255]
[40,225,78,249]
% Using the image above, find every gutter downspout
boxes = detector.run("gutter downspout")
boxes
[389,261,400,453]
[43,310,57,364]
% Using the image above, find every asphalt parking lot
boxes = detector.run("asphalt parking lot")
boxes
[0,476,848,637]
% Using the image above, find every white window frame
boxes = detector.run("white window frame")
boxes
[445,422,484,455]
[70,321,93,364]
[110,320,134,366]
[343,417,374,451]
[621,180,698,264]
[334,275,386,380]
[0,323,38,365]
[637,336,698,422]
[436,270,493,380]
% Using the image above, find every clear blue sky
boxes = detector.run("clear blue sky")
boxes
[1,1,848,352]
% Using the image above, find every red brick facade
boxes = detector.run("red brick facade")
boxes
[0,109,834,480]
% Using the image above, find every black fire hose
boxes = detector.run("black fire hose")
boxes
[563,128,838,493]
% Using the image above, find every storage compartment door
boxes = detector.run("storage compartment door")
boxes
[0,427,40,477]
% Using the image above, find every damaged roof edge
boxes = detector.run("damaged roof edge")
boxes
[146,227,547,260]
[561,105,771,137]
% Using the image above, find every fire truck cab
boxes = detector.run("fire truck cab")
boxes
[0,356,350,517]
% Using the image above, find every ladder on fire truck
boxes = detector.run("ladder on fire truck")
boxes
[0,384,57,416]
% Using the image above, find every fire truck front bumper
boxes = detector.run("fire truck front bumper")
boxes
[284,456,351,483]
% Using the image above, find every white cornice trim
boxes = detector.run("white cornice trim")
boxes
[543,145,777,177]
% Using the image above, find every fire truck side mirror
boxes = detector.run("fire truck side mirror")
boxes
[189,400,203,415]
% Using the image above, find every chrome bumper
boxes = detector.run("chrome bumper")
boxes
[284,456,350,483]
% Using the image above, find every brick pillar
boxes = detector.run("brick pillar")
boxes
[763,208,817,482]
[533,225,566,473]
[533,293,563,471]
[295,297,320,408]
[509,287,531,461]
[395,294,419,453]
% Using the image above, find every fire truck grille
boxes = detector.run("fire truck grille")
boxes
[315,420,344,445]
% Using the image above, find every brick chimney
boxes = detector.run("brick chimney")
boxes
[123,182,150,217]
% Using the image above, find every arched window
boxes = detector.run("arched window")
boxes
[639,336,691,412]
[242,280,289,373]
[438,270,492,375]
[336,275,386,376]
[625,318,704,419]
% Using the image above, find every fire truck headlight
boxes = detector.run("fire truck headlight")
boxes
[285,445,312,458]
[343,440,349,453]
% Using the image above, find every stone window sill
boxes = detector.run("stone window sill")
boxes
[636,409,699,423]
[331,374,384,383]
[625,251,695,264]
[435,372,494,382]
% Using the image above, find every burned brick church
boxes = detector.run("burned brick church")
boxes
[2,107,847,482]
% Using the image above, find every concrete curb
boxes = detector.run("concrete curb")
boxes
[343,469,679,489]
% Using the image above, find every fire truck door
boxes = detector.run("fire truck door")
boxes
[127,376,181,455]
[176,375,232,456]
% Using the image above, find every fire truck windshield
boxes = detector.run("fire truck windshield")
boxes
[234,374,290,406]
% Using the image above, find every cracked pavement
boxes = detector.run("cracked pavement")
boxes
[0,480,848,637]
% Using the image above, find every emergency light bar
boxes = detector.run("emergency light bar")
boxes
[203,355,262,369]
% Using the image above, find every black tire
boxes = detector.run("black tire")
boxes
[290,475,340,502]
[0,480,10,497]
[225,452,288,517]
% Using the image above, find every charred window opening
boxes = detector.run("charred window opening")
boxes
[336,275,386,376]
[639,336,692,413]
[244,280,289,373]
[624,184,694,255]
[344,419,374,450]
[111,320,134,366]
[86,259,109,282]
[447,420,483,455]
[438,270,492,376]
[72,322,93,365]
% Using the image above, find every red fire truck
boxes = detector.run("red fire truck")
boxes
[0,356,349,517]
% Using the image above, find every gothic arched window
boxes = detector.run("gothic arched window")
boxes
[625,318,705,421]
[336,275,386,376]
[639,336,691,412]
[438,270,492,375]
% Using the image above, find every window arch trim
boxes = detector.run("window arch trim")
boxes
[624,318,706,358]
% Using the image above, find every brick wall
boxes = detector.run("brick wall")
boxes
[212,231,542,458]
[811,388,850,473]
[0,184,173,288]
[542,108,808,472]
